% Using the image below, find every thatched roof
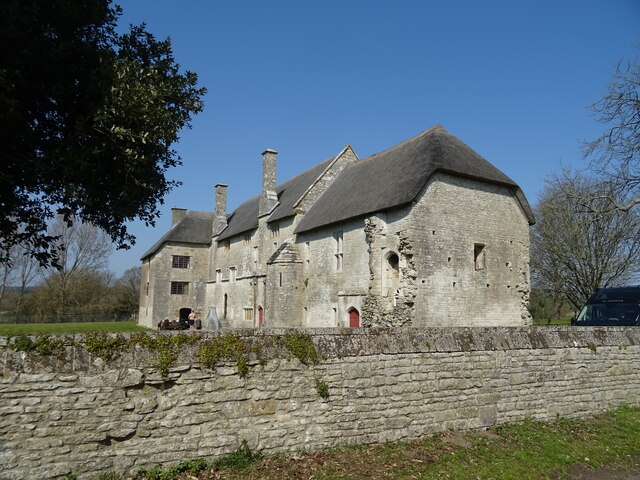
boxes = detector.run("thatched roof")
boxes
[216,155,336,241]
[295,125,534,234]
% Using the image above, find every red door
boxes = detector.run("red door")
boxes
[258,307,264,327]
[349,309,360,328]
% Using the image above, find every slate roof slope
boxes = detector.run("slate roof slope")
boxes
[216,155,336,241]
[141,211,213,260]
[295,126,535,234]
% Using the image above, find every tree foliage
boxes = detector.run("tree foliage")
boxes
[531,175,640,309]
[583,49,640,212]
[0,0,206,268]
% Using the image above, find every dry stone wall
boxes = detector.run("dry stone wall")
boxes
[2,327,640,479]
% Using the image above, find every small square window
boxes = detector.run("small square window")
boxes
[170,281,189,295]
[172,255,190,268]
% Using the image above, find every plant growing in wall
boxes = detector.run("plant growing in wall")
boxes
[198,333,249,377]
[281,332,318,365]
[314,377,330,401]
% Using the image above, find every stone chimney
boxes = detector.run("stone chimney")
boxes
[171,208,187,226]
[213,184,228,236]
[259,149,278,216]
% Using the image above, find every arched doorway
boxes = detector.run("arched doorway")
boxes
[179,308,191,329]
[348,307,360,328]
[258,306,264,327]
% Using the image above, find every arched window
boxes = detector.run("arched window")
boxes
[223,293,228,319]
[348,307,360,328]
[384,252,400,298]
[258,306,264,327]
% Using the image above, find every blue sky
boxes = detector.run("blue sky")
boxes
[109,0,639,276]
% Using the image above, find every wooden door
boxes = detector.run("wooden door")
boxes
[349,309,360,328]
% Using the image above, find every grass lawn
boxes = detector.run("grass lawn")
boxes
[131,406,640,480]
[0,321,151,336]
[533,316,573,326]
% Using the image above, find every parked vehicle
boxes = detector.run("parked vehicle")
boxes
[573,286,640,326]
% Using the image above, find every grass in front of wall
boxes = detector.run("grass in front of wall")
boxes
[127,406,640,480]
[0,321,151,336]
[533,316,573,326]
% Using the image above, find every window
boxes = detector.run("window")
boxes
[229,267,237,282]
[172,255,190,268]
[170,281,189,295]
[474,244,486,271]
[223,239,230,250]
[253,246,259,271]
[145,282,149,296]
[334,232,343,271]
[386,252,400,298]
[244,233,251,245]
[279,272,283,287]
[244,308,254,322]
[215,269,222,283]
[270,223,280,238]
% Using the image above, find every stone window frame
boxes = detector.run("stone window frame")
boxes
[253,246,259,269]
[215,269,222,283]
[229,266,237,282]
[172,255,190,269]
[244,308,254,322]
[269,223,280,238]
[474,243,486,271]
[334,231,344,271]
[170,281,189,295]
[383,250,400,299]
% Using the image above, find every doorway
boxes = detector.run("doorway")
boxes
[348,308,360,328]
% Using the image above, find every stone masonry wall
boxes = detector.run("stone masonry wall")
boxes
[2,327,640,479]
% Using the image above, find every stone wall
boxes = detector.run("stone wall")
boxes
[2,327,640,479]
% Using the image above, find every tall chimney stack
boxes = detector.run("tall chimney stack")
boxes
[259,149,278,216]
[213,184,228,236]
[171,208,187,226]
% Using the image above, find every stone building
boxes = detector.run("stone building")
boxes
[138,126,535,329]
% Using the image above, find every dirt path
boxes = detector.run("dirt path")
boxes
[560,454,640,480]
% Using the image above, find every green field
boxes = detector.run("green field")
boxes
[533,316,573,326]
[0,321,151,336]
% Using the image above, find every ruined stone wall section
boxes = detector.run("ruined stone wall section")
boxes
[2,327,640,479]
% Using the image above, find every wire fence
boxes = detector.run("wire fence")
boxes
[0,313,137,324]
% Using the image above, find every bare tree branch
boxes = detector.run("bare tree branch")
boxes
[583,48,640,212]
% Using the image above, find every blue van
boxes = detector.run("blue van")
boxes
[573,286,640,326]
